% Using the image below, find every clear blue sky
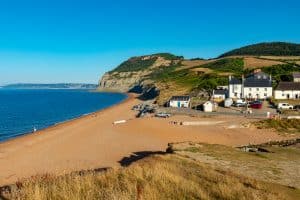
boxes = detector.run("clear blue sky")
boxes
[0,0,299,84]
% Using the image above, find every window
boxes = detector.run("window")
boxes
[264,88,267,91]
[264,93,267,97]
[234,92,237,97]
[256,88,259,91]
[282,93,285,97]
[248,93,252,97]
[249,88,252,91]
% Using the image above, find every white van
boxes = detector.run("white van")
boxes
[278,103,293,110]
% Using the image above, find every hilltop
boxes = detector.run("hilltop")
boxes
[98,42,300,105]
[220,42,300,57]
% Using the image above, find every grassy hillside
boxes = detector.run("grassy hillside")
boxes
[100,42,300,104]
[3,144,299,200]
[220,42,300,57]
[110,53,183,73]
[149,56,300,104]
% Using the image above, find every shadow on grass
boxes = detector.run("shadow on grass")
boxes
[119,151,166,167]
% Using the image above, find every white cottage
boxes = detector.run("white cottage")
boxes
[169,96,190,108]
[274,82,300,99]
[228,76,242,99]
[228,71,273,100]
[212,89,228,102]
[243,72,273,99]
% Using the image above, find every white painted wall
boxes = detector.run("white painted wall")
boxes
[243,87,272,99]
[212,94,226,100]
[229,84,242,98]
[274,90,300,99]
[203,102,213,112]
[294,77,300,82]
[169,100,190,108]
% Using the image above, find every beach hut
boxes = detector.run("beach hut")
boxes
[169,96,190,108]
[224,98,233,107]
[203,101,217,112]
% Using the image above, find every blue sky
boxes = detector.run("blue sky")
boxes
[0,0,299,84]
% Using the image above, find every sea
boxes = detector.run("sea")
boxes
[0,89,127,142]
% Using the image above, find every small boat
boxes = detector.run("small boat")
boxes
[33,127,37,133]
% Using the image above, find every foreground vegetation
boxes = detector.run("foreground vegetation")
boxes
[3,152,299,200]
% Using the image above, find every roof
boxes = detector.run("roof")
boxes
[275,82,300,91]
[229,77,241,85]
[244,72,272,87]
[170,96,190,101]
[213,89,227,95]
[293,72,300,78]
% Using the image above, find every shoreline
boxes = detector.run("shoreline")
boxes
[0,93,291,186]
[0,91,129,145]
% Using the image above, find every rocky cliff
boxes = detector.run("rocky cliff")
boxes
[98,53,182,94]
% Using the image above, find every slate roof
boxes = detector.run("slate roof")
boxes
[213,89,227,95]
[244,72,272,87]
[229,77,241,85]
[170,96,190,101]
[275,82,300,91]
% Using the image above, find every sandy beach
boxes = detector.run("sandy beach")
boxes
[0,94,288,186]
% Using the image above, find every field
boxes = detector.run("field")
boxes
[259,56,300,61]
[2,144,300,200]
[243,57,284,69]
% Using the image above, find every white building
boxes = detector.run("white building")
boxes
[228,76,242,99]
[169,96,190,108]
[243,72,273,99]
[212,89,227,102]
[293,72,300,82]
[228,72,273,100]
[274,82,300,99]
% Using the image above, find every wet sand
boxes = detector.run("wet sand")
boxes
[0,94,287,186]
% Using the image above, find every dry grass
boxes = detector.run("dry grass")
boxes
[243,57,284,69]
[155,81,190,105]
[190,67,213,73]
[170,142,300,197]
[254,119,300,134]
[3,154,296,200]
[259,56,300,61]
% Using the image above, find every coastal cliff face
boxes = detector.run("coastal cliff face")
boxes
[98,53,182,96]
[98,71,151,92]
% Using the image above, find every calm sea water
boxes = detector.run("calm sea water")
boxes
[0,89,127,142]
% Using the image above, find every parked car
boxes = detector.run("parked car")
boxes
[294,105,300,111]
[250,101,262,109]
[155,112,171,118]
[278,103,293,110]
